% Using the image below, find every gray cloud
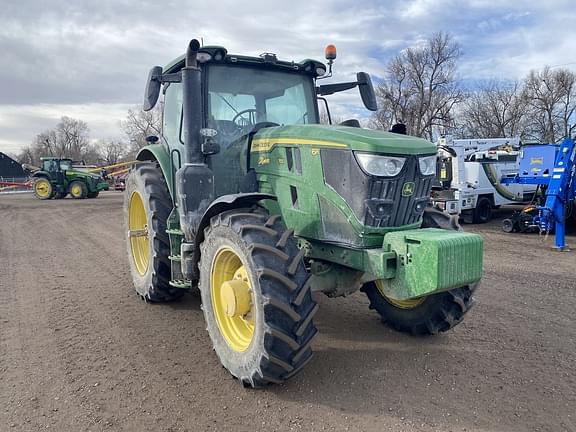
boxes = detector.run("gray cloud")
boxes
[1,0,575,153]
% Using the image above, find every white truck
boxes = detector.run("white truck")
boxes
[431,137,537,223]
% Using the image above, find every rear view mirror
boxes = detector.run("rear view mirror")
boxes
[357,72,378,112]
[143,66,163,111]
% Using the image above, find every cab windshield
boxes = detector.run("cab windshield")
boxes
[60,160,72,171]
[207,65,318,143]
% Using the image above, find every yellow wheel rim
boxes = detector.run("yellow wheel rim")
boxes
[375,280,426,309]
[35,179,51,198]
[71,184,82,197]
[211,247,255,352]
[128,191,150,276]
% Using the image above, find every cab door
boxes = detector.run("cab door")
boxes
[162,82,185,191]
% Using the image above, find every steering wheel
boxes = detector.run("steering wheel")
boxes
[232,109,258,127]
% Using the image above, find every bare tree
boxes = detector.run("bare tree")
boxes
[97,140,126,166]
[121,106,162,152]
[373,32,463,140]
[523,67,576,142]
[319,108,343,126]
[16,146,37,165]
[17,117,92,165]
[459,80,527,138]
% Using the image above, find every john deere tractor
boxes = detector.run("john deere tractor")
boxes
[124,39,483,387]
[31,157,109,199]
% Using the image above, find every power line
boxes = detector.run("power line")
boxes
[549,62,576,69]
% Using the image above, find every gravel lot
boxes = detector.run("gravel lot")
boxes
[1,192,574,432]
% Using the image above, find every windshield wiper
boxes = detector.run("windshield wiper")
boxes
[216,94,240,115]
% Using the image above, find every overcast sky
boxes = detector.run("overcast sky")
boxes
[1,0,575,154]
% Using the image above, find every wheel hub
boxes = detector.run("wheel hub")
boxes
[221,279,251,317]
[35,180,50,197]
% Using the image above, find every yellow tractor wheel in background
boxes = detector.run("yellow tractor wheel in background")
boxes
[33,178,53,200]
[199,209,318,387]
[69,181,88,199]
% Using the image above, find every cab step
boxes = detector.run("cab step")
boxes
[169,279,192,289]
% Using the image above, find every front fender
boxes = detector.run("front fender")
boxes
[194,193,277,250]
[184,193,277,279]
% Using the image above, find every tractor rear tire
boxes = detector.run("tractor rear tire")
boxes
[198,209,317,387]
[362,207,475,335]
[69,181,88,199]
[124,163,184,302]
[87,191,99,198]
[33,177,54,200]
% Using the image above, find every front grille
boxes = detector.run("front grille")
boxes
[321,149,433,228]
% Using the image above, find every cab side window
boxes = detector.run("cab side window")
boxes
[163,83,183,144]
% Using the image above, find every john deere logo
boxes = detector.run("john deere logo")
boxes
[402,182,415,197]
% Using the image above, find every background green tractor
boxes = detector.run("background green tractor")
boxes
[124,39,483,387]
[31,157,109,200]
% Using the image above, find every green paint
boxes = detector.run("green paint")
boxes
[379,228,483,300]
[136,145,175,197]
[252,125,436,155]
[252,126,428,248]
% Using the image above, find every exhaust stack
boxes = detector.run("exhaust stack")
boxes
[176,39,215,278]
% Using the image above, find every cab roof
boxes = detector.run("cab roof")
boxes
[40,157,72,161]
[163,45,326,77]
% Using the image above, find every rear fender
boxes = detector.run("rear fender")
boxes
[31,171,50,179]
[136,145,174,198]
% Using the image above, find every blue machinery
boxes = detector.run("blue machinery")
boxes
[502,137,576,250]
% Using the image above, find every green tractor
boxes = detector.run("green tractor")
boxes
[31,157,109,200]
[125,39,483,387]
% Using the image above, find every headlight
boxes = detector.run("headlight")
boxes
[355,153,406,177]
[418,155,437,176]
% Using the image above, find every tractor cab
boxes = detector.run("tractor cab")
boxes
[41,158,72,175]
[144,42,378,203]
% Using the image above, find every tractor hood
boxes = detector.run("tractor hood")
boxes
[251,124,436,155]
[67,170,104,180]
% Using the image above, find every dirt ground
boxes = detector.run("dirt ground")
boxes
[0,192,574,432]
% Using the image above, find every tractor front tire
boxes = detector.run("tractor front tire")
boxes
[198,209,317,387]
[362,207,475,335]
[362,283,475,335]
[87,191,99,199]
[33,178,53,200]
[124,163,184,302]
[54,192,67,199]
[69,181,88,199]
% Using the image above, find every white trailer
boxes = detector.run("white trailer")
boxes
[431,137,537,223]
